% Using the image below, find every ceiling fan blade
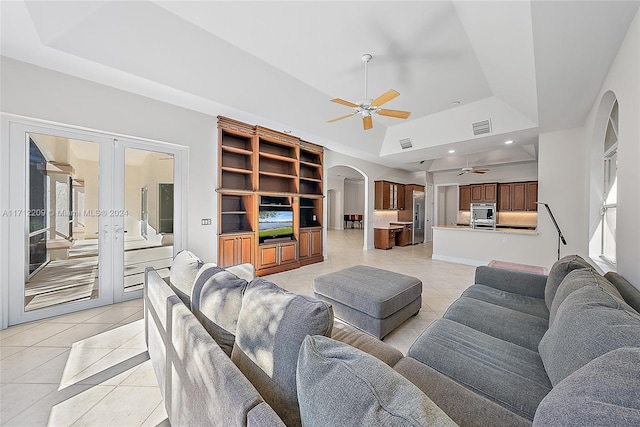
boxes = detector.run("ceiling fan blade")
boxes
[378,109,411,119]
[327,113,356,123]
[331,98,358,108]
[371,89,399,107]
[363,115,373,130]
[472,170,488,174]
[457,171,466,176]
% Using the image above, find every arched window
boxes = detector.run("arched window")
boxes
[601,100,618,265]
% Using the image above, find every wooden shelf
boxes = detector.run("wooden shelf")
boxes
[222,145,253,156]
[259,171,297,179]
[300,160,321,167]
[259,151,297,162]
[300,176,322,183]
[222,166,252,174]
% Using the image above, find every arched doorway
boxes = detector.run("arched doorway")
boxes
[327,165,367,249]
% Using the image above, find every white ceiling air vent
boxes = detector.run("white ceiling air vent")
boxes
[472,119,492,136]
[399,138,413,149]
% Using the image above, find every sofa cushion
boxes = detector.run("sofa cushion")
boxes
[190,263,248,357]
[533,347,640,426]
[548,268,621,326]
[544,254,593,310]
[538,285,640,387]
[462,284,549,319]
[168,249,204,307]
[443,296,548,351]
[231,278,333,427]
[296,335,457,427]
[408,318,552,421]
[330,321,404,367]
[605,271,640,313]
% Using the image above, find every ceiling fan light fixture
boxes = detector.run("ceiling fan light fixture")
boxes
[327,54,411,130]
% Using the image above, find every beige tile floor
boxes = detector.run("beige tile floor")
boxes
[0,229,476,426]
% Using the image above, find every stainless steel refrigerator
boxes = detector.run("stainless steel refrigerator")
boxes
[412,190,425,244]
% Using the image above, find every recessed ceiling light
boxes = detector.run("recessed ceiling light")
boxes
[448,149,456,154]
[505,140,513,144]
[451,101,461,107]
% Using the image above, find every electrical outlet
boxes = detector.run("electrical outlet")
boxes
[201,218,212,225]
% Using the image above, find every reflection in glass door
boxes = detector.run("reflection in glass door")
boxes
[25,133,102,312]
[120,147,174,294]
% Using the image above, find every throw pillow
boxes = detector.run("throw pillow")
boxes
[190,263,248,357]
[231,278,333,427]
[533,347,640,426]
[548,268,621,326]
[297,335,458,427]
[538,285,640,386]
[168,249,204,307]
[544,254,593,310]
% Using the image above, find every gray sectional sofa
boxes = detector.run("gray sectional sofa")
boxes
[144,252,640,426]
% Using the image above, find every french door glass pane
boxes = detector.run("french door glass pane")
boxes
[26,133,100,311]
[122,148,174,293]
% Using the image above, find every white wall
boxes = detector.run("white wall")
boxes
[584,9,640,287]
[326,176,345,230]
[1,57,217,261]
[343,180,364,214]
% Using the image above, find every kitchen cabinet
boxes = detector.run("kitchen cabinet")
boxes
[390,222,412,246]
[497,181,538,211]
[374,181,405,210]
[299,227,322,265]
[459,185,471,211]
[374,227,402,250]
[460,183,496,209]
[218,233,253,267]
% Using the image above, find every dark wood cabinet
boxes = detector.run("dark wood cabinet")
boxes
[498,183,512,211]
[497,181,538,211]
[218,233,253,267]
[460,183,496,209]
[374,181,404,210]
[390,223,412,246]
[374,227,402,250]
[459,185,471,211]
[525,182,538,211]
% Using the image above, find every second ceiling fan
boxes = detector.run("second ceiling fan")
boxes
[328,54,411,130]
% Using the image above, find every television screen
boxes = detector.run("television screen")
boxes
[258,209,293,239]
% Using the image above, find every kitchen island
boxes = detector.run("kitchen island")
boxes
[432,225,549,267]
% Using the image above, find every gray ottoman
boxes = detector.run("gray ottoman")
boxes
[313,265,422,339]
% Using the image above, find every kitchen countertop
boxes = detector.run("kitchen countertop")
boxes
[390,221,412,225]
[374,225,404,230]
[433,225,537,235]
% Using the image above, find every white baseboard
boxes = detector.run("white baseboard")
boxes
[431,254,488,267]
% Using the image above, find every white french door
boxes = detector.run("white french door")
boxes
[5,118,184,326]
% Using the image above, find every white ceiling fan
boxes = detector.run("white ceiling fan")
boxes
[459,156,490,175]
[327,54,411,130]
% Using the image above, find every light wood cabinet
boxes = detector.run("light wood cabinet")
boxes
[218,233,253,267]
[299,227,322,265]
[257,241,298,271]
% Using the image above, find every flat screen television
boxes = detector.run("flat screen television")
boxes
[258,209,293,241]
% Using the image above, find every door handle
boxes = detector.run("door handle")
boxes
[114,225,124,240]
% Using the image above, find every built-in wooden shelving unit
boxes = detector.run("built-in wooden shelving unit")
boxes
[217,116,324,275]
